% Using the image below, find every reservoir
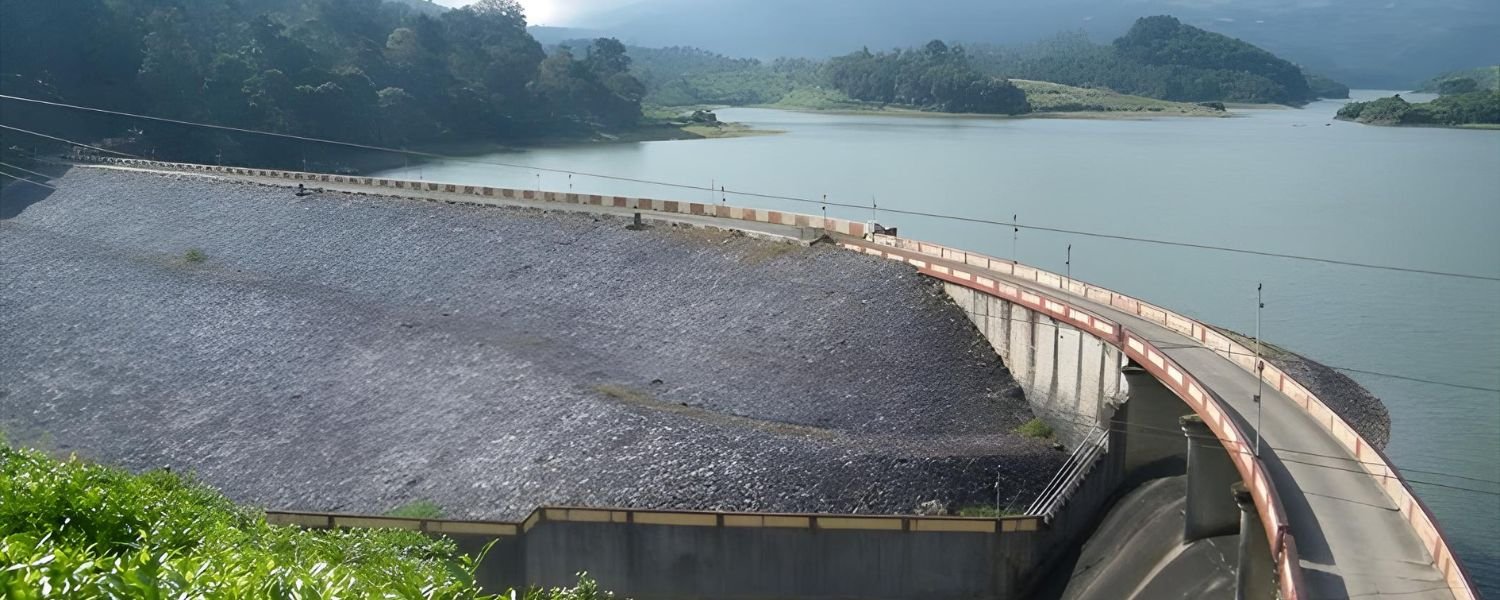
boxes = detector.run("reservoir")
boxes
[377,91,1500,593]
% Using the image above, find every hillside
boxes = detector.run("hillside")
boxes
[970,19,1344,105]
[0,0,648,172]
[538,0,1500,88]
[1417,66,1500,93]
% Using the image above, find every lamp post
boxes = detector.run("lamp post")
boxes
[1254,283,1265,457]
[1012,214,1019,263]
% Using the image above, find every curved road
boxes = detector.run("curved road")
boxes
[849,237,1456,600]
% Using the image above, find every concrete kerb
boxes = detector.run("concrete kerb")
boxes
[849,236,1306,600]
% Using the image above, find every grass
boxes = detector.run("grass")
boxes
[1011,80,1226,116]
[387,499,445,519]
[740,241,801,265]
[1015,418,1055,440]
[956,506,1027,518]
[0,442,612,598]
[182,248,207,264]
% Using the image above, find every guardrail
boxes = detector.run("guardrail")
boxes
[864,235,1477,600]
[268,505,1042,536]
[75,156,872,238]
[1026,425,1108,521]
[848,237,1306,599]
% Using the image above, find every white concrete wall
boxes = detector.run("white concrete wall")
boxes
[945,283,1123,448]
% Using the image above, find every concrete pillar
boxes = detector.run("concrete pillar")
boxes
[1181,414,1241,542]
[1233,482,1275,600]
[1120,363,1188,476]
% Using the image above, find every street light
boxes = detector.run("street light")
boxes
[1254,283,1266,457]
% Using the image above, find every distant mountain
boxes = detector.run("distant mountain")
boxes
[541,0,1500,88]
[1417,66,1500,93]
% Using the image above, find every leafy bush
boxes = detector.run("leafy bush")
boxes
[1015,418,1055,439]
[183,248,207,263]
[0,445,494,598]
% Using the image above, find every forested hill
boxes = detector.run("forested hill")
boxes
[971,17,1345,105]
[0,0,644,169]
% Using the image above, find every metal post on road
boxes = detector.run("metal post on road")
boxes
[1254,283,1265,457]
[1012,214,1019,263]
[1066,244,1072,288]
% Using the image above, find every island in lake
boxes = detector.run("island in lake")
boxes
[1338,68,1500,129]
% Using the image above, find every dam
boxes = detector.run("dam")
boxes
[0,158,1480,599]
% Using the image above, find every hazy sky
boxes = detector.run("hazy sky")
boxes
[430,0,635,25]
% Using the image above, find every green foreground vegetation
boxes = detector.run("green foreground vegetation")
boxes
[0,442,605,598]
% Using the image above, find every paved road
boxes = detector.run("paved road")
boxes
[847,239,1455,600]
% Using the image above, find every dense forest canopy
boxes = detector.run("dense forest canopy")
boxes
[1336,92,1500,127]
[621,17,1346,111]
[0,0,644,168]
[1417,66,1500,94]
[969,18,1344,105]
[822,42,1030,114]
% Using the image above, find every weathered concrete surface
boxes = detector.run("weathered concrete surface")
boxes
[1059,476,1239,600]
[0,167,1062,519]
[944,283,1125,449]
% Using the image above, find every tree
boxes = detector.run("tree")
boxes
[1438,78,1480,96]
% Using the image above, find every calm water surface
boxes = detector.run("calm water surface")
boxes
[379,91,1500,591]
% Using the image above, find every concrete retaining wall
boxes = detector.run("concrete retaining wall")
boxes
[270,508,1063,599]
[944,282,1125,448]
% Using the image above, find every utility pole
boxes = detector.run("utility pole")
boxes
[1254,283,1265,457]
[1012,214,1019,263]
[1066,244,1072,288]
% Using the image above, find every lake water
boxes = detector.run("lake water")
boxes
[377,91,1500,592]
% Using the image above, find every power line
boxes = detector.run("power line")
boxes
[0,161,56,181]
[1153,342,1500,394]
[0,124,135,157]
[0,170,57,190]
[3,92,1497,283]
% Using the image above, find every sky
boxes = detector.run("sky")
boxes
[429,0,633,26]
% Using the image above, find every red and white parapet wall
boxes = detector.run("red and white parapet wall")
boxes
[857,234,1478,600]
[843,236,1307,600]
[80,157,870,238]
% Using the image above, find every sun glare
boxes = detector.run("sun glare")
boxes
[519,0,558,25]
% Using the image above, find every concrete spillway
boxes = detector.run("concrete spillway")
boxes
[0,167,1063,520]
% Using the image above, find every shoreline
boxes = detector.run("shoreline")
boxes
[746,104,1229,121]
[1334,117,1500,131]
